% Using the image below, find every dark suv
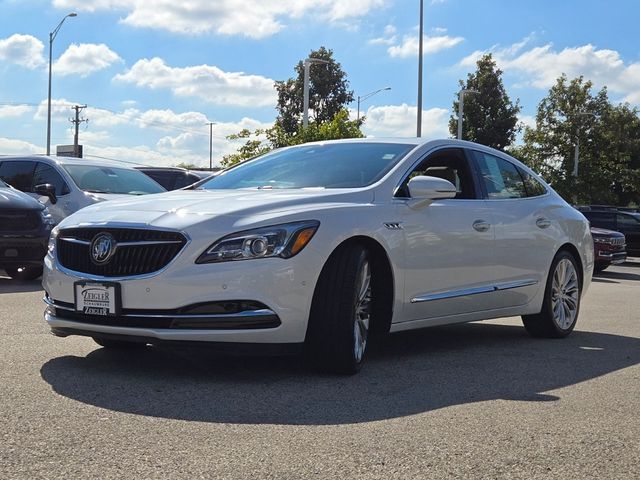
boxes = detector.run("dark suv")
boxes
[578,206,640,257]
[0,179,55,280]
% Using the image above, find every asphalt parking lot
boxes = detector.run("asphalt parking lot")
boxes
[1,262,639,479]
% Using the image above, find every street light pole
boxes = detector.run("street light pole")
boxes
[416,0,424,137]
[302,57,329,128]
[457,88,479,140]
[356,87,391,122]
[46,12,77,156]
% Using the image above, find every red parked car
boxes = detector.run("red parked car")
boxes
[591,227,626,273]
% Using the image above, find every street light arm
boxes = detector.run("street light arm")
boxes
[359,87,391,103]
[50,13,77,42]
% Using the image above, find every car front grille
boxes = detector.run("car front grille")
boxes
[57,227,187,277]
[0,209,40,232]
[611,237,626,246]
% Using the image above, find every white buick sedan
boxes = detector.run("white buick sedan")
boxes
[43,139,593,373]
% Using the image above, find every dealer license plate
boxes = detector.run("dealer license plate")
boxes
[74,282,121,316]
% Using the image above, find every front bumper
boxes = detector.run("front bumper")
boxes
[595,250,627,265]
[0,235,49,267]
[42,246,322,345]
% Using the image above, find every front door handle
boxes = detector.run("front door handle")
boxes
[472,220,491,232]
[536,217,551,229]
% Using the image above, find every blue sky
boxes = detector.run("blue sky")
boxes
[1,0,639,167]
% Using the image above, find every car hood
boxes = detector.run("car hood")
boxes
[58,188,373,230]
[0,187,43,210]
[590,227,624,238]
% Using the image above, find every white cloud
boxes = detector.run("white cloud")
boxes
[114,57,277,107]
[34,98,77,122]
[0,34,45,69]
[360,104,450,138]
[369,24,397,46]
[53,0,387,38]
[0,137,41,155]
[53,43,122,77]
[460,40,640,104]
[0,105,32,118]
[388,33,464,58]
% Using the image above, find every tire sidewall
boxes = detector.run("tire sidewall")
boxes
[543,251,581,336]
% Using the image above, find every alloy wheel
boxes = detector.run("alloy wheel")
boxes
[551,258,579,330]
[353,259,372,363]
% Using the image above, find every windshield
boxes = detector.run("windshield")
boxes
[63,165,165,195]
[199,142,414,190]
[0,179,7,188]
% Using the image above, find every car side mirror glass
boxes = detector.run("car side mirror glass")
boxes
[407,175,457,201]
[34,183,57,204]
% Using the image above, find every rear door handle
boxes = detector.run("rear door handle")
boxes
[472,220,491,232]
[536,217,551,229]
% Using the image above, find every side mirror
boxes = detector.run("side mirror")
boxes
[407,175,457,200]
[34,183,57,204]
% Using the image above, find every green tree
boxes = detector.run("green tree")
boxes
[512,75,640,205]
[275,47,354,135]
[220,109,363,168]
[449,54,521,149]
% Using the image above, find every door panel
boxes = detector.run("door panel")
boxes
[398,199,499,321]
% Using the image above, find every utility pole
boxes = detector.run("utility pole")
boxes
[207,122,214,169]
[70,104,87,157]
[416,0,424,137]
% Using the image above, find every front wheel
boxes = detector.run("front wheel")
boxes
[305,244,372,374]
[522,251,581,338]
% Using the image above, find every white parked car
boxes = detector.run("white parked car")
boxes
[43,139,594,373]
[0,155,165,223]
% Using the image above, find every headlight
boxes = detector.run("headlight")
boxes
[47,226,59,256]
[40,207,56,226]
[196,220,319,264]
[593,237,612,244]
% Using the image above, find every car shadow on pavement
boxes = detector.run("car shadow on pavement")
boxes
[40,323,639,425]
[596,270,640,282]
[0,275,43,294]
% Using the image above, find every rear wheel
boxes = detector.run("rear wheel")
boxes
[4,265,43,281]
[93,338,147,349]
[522,250,581,338]
[305,244,372,374]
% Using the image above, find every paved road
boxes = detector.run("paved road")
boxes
[1,262,639,479]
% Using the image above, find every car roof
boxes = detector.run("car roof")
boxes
[0,154,139,169]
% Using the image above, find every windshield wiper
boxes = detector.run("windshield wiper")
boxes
[84,189,111,194]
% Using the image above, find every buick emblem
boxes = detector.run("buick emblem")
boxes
[90,232,117,265]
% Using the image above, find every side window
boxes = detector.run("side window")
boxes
[144,171,174,190]
[397,148,477,199]
[0,161,35,192]
[617,213,640,231]
[584,212,616,230]
[472,151,527,199]
[518,168,547,197]
[33,163,70,196]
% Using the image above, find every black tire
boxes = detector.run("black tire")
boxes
[305,244,372,374]
[4,265,43,281]
[593,263,608,274]
[93,337,147,349]
[522,250,581,338]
